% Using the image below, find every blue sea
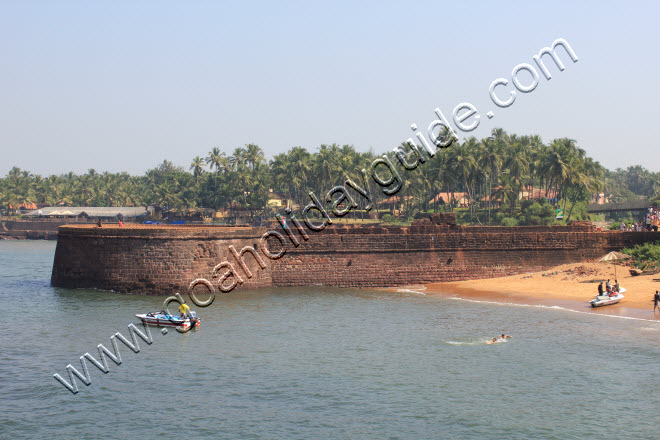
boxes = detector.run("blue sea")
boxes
[1,240,659,439]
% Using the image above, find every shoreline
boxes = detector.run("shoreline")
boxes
[412,262,660,321]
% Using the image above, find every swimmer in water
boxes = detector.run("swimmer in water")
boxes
[487,334,511,344]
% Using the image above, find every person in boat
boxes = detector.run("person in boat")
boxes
[598,282,604,295]
[606,279,611,291]
[614,280,620,293]
[609,283,619,297]
[654,291,660,312]
[179,302,191,318]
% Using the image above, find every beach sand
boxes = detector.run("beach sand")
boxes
[421,262,660,320]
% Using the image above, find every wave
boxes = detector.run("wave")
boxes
[441,295,660,324]
[396,287,426,295]
[444,339,507,346]
[444,340,487,346]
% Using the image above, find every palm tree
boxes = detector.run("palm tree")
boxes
[491,127,508,145]
[503,142,529,214]
[314,144,338,189]
[229,147,247,171]
[288,147,312,207]
[206,148,228,174]
[244,144,265,170]
[478,139,502,224]
[190,156,206,183]
[451,139,479,219]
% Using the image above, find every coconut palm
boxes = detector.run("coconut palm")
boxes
[288,147,312,207]
[503,142,529,213]
[478,139,502,224]
[206,148,228,174]
[190,156,206,183]
[244,144,265,170]
[229,147,247,171]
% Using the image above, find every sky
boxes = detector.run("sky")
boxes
[1,0,659,177]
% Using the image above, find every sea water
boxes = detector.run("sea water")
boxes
[1,240,659,439]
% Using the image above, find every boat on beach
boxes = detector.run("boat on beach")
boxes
[135,311,201,329]
[589,287,626,308]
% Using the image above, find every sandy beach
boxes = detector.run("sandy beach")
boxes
[422,262,660,320]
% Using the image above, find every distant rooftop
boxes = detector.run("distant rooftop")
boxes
[587,200,652,213]
[24,206,152,218]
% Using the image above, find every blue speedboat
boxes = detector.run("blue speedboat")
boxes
[135,311,200,329]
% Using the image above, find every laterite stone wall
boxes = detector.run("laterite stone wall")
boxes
[272,224,656,287]
[51,225,272,294]
[50,223,660,294]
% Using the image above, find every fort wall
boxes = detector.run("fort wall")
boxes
[51,225,272,293]
[1,219,95,240]
[50,222,660,294]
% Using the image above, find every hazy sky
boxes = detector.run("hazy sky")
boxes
[1,1,659,177]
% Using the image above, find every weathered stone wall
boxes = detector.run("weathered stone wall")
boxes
[50,223,660,294]
[1,230,58,240]
[1,219,93,240]
[5,220,66,231]
[272,224,657,287]
[51,225,272,294]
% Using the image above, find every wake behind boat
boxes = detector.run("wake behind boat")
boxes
[589,287,626,308]
[135,311,201,330]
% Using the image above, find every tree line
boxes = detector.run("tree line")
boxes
[1,128,658,224]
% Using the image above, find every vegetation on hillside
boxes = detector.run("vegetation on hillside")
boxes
[622,243,660,269]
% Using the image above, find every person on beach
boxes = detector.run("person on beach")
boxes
[96,219,102,228]
[118,220,123,227]
[654,291,660,312]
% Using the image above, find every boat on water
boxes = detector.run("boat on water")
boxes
[589,287,626,308]
[135,311,201,330]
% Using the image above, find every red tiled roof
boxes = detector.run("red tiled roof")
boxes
[379,195,414,205]
[429,192,468,204]
[9,203,38,210]
[525,189,558,199]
